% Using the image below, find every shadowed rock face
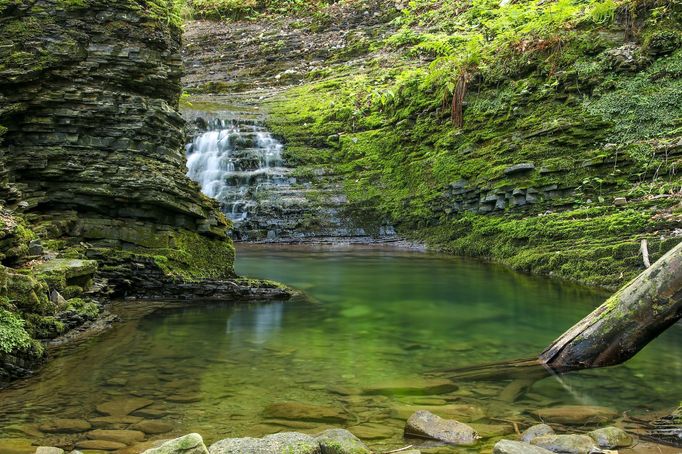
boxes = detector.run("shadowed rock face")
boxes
[0,0,230,258]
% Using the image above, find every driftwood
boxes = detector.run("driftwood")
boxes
[445,241,682,400]
[540,241,682,372]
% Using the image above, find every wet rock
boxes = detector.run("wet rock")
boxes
[404,410,479,445]
[263,402,348,423]
[89,415,143,429]
[536,406,618,425]
[167,394,202,403]
[75,439,128,450]
[35,448,65,454]
[142,433,209,454]
[132,420,174,434]
[362,378,457,396]
[96,398,154,416]
[614,197,627,206]
[315,428,370,454]
[588,426,633,448]
[494,439,554,454]
[209,432,321,454]
[522,424,555,443]
[86,429,145,445]
[530,434,598,453]
[504,163,535,175]
[39,419,92,434]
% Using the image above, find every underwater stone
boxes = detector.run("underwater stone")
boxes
[535,406,617,425]
[263,401,348,423]
[39,419,92,434]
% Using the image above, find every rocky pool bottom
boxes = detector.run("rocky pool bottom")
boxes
[0,246,681,453]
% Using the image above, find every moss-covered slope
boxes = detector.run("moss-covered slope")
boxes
[249,0,681,288]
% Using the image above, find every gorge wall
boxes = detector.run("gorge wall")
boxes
[182,0,681,288]
[0,0,280,382]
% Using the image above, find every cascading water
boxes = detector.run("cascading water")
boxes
[185,117,288,224]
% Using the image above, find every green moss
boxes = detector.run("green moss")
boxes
[62,297,100,319]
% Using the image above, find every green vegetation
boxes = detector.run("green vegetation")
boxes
[0,309,31,354]
[265,0,682,288]
[184,0,334,20]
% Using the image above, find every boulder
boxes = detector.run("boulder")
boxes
[391,403,485,421]
[535,406,618,425]
[522,424,555,443]
[39,419,92,434]
[494,440,554,454]
[209,432,321,454]
[142,433,209,454]
[404,410,479,445]
[530,434,598,454]
[315,429,370,454]
[588,426,633,448]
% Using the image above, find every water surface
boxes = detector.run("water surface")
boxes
[1,246,680,452]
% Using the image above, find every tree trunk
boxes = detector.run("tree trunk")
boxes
[540,241,682,372]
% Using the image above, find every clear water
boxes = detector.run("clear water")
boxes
[1,246,681,453]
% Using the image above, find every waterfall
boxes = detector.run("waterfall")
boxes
[185,117,287,223]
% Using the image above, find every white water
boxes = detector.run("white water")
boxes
[186,118,286,222]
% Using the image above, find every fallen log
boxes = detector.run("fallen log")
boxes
[540,241,682,372]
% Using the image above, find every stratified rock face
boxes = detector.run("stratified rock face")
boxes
[0,0,233,277]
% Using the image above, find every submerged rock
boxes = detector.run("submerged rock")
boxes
[209,432,321,454]
[535,406,618,425]
[494,439,554,454]
[96,398,154,416]
[530,434,598,454]
[315,428,371,454]
[39,419,91,434]
[142,433,209,454]
[404,410,479,445]
[588,426,633,448]
[391,403,485,421]
[75,439,128,450]
[362,378,457,396]
[132,420,174,434]
[86,429,145,445]
[522,423,555,443]
[89,415,143,429]
[263,402,348,423]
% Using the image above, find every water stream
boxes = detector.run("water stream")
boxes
[185,117,289,223]
[0,246,680,452]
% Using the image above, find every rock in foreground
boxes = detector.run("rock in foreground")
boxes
[494,439,554,454]
[142,433,209,454]
[315,428,371,454]
[530,434,598,454]
[588,426,633,448]
[404,410,479,445]
[209,432,321,454]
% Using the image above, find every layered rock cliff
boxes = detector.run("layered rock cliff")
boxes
[0,0,287,382]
